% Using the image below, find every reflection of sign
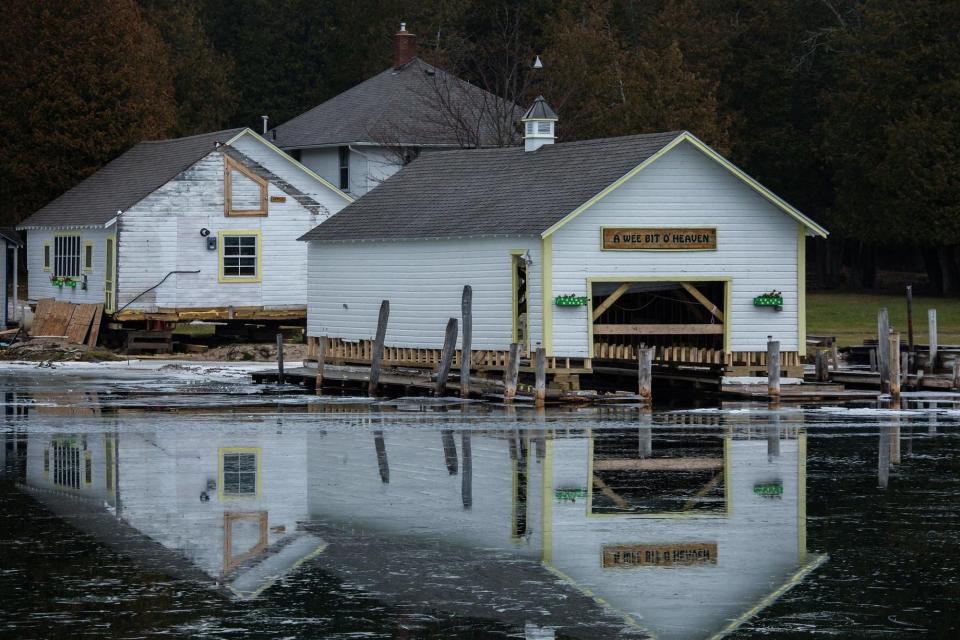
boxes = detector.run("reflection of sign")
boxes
[555,487,588,502]
[602,227,717,251]
[753,481,783,498]
[602,543,718,568]
[270,195,287,203]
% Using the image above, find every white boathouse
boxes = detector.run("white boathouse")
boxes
[300,98,828,377]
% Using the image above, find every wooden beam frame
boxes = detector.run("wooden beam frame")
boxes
[224,155,268,217]
[593,323,724,335]
[680,282,724,322]
[591,282,631,321]
[594,457,723,471]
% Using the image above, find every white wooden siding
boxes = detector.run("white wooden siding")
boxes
[550,140,800,356]
[230,169,261,209]
[117,146,342,311]
[307,238,542,350]
[25,228,110,305]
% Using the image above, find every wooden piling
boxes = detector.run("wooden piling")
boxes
[830,339,839,372]
[953,360,960,391]
[314,336,326,395]
[767,338,781,399]
[889,331,901,397]
[878,427,890,489]
[878,308,890,392]
[368,300,390,396]
[869,348,878,373]
[534,347,546,408]
[276,333,285,384]
[928,309,938,371]
[815,350,828,382]
[638,347,654,402]
[504,342,520,400]
[460,285,472,399]
[900,351,909,392]
[435,317,458,396]
[906,284,914,355]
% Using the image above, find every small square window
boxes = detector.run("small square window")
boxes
[221,235,258,279]
[537,121,552,135]
[222,451,257,496]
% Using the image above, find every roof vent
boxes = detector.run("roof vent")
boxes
[521,95,557,152]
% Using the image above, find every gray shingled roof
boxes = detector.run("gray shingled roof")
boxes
[17,128,246,229]
[271,59,520,149]
[300,131,684,242]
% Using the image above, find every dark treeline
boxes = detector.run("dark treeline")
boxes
[1,0,958,291]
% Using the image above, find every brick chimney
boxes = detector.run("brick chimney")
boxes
[394,22,417,68]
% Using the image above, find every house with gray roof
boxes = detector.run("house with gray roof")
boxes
[270,23,520,197]
[17,128,351,322]
[300,97,828,377]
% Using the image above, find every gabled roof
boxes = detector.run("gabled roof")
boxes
[17,128,350,230]
[17,128,246,229]
[300,131,828,243]
[271,58,520,149]
[0,227,22,246]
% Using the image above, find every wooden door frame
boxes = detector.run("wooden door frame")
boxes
[586,276,731,358]
[509,250,530,353]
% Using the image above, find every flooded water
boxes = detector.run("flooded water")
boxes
[2,363,960,639]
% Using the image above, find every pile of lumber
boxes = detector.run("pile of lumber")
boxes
[31,299,103,347]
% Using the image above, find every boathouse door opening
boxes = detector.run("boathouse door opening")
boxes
[511,253,529,353]
[589,279,727,363]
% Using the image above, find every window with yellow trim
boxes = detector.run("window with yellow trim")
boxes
[222,235,258,278]
[83,242,94,272]
[43,242,51,271]
[221,450,258,496]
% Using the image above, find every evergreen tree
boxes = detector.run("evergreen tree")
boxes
[0,0,176,225]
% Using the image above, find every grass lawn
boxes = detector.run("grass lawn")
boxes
[807,291,960,347]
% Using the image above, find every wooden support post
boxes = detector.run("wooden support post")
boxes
[928,309,938,371]
[368,300,390,397]
[878,308,890,393]
[534,347,546,408]
[638,347,654,403]
[900,352,909,392]
[276,333,285,384]
[869,348,878,373]
[815,350,828,382]
[830,339,839,372]
[504,342,520,400]
[314,337,326,395]
[878,427,890,489]
[889,331,901,398]
[953,360,960,391]
[435,317,458,396]
[906,284,914,357]
[461,432,472,510]
[461,285,472,399]
[767,338,781,399]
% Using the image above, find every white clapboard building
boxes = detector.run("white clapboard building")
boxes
[16,128,351,322]
[270,24,519,197]
[300,97,828,376]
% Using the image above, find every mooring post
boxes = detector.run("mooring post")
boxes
[767,337,781,400]
[869,348,878,373]
[435,317,458,396]
[533,347,547,408]
[928,308,938,371]
[638,346,654,403]
[276,332,285,384]
[890,414,902,465]
[900,351,909,392]
[815,350,828,382]
[878,427,890,489]
[889,331,901,398]
[878,308,890,393]
[368,300,390,397]
[830,338,840,372]
[906,284,914,358]
[461,285,473,399]
[504,342,520,400]
[953,360,960,391]
[314,336,326,395]
[461,431,472,510]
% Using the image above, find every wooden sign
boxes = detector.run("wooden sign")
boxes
[602,543,717,568]
[602,227,716,251]
[270,195,287,203]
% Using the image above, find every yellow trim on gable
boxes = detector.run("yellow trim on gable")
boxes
[797,226,807,356]
[541,132,828,239]
[218,230,263,283]
[218,446,262,500]
[541,236,553,355]
[226,129,354,203]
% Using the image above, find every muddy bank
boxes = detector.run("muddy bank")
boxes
[0,337,307,363]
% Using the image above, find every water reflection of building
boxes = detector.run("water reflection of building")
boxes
[20,427,320,598]
[305,423,824,640]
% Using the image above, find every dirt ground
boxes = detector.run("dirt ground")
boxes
[0,338,307,363]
